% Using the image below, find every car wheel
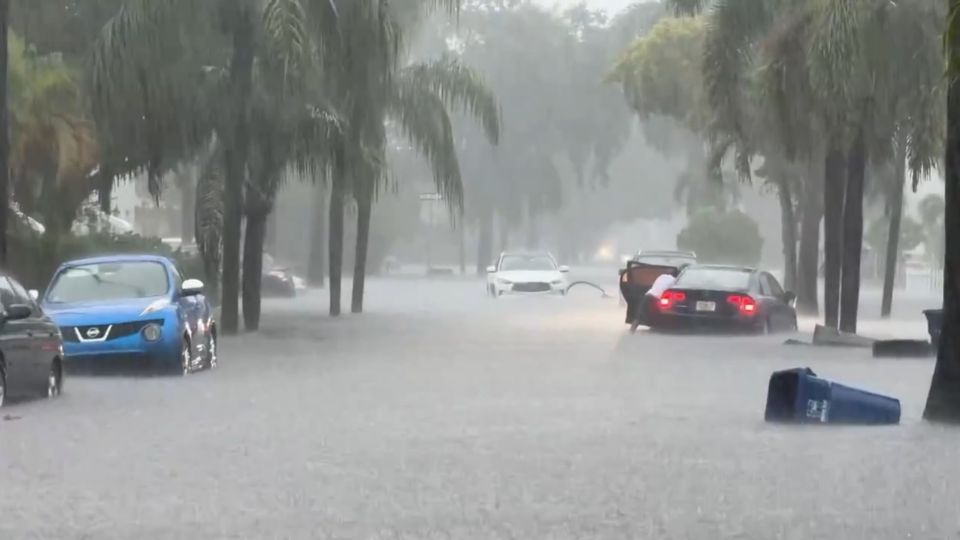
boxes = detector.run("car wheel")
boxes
[204,332,218,370]
[47,360,63,398]
[179,338,193,376]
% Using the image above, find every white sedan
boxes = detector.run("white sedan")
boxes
[486,252,569,297]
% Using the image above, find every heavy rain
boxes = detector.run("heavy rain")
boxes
[0,0,958,538]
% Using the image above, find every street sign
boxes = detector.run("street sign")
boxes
[419,193,443,201]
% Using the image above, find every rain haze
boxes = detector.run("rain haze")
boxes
[0,1,957,539]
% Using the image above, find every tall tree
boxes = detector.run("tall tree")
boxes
[91,0,338,331]
[0,0,9,267]
[924,0,960,422]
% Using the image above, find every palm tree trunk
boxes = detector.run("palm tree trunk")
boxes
[797,158,823,315]
[265,207,278,256]
[839,129,867,334]
[924,12,960,421]
[0,0,10,268]
[351,182,373,314]
[307,183,327,287]
[242,211,266,331]
[180,169,195,243]
[777,177,798,292]
[98,166,114,215]
[476,209,492,276]
[220,8,255,335]
[328,173,346,316]
[881,145,906,318]
[822,146,846,329]
[458,225,466,276]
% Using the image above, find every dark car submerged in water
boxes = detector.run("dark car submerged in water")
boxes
[650,265,798,333]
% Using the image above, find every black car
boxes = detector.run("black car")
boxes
[0,275,64,406]
[650,264,798,333]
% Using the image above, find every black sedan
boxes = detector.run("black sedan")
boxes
[649,265,798,333]
[0,275,64,406]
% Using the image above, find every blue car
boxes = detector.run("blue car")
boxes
[41,255,217,374]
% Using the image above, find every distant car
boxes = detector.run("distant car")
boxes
[619,250,697,326]
[486,251,569,297]
[650,264,798,333]
[261,254,297,298]
[0,274,64,406]
[41,255,217,375]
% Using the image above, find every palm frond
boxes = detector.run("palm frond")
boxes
[388,76,463,209]
[399,56,500,144]
[263,0,314,93]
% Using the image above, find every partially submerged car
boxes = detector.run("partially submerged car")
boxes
[619,250,697,326]
[0,273,64,406]
[487,251,569,297]
[650,264,798,333]
[42,255,217,374]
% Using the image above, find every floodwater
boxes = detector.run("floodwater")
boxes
[0,267,955,539]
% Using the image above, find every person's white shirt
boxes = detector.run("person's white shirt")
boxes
[646,274,677,298]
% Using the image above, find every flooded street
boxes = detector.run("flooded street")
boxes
[1,271,955,539]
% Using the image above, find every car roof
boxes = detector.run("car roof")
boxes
[684,264,758,273]
[499,251,554,257]
[636,250,697,258]
[57,254,175,268]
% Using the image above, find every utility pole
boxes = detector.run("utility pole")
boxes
[419,193,442,273]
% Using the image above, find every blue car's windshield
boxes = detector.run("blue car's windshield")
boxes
[47,261,170,303]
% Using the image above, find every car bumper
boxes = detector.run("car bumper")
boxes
[62,332,180,364]
[650,311,759,332]
[495,283,566,295]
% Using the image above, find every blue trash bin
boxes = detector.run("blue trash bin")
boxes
[923,309,943,348]
[765,367,900,425]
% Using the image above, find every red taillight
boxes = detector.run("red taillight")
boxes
[659,290,686,310]
[727,294,758,316]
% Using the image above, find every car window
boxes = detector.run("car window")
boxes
[499,255,557,271]
[46,261,170,303]
[0,278,18,309]
[634,255,697,267]
[7,278,37,313]
[765,274,785,298]
[759,274,773,296]
[674,267,753,290]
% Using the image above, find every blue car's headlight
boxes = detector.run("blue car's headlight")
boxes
[142,323,162,342]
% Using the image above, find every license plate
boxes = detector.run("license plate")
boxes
[696,301,716,312]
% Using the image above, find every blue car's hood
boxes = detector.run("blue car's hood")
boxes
[43,297,170,325]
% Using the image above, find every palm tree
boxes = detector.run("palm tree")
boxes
[9,35,99,236]
[924,0,960,422]
[0,0,9,266]
[349,56,500,314]
[661,0,942,333]
[90,0,338,333]
[318,0,500,316]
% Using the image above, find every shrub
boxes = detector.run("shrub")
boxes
[9,231,206,290]
[677,209,763,266]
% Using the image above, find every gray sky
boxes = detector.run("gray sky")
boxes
[533,0,638,15]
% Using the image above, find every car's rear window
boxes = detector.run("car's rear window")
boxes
[47,261,170,303]
[675,267,752,290]
[634,254,696,267]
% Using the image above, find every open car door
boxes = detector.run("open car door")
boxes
[619,261,681,324]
